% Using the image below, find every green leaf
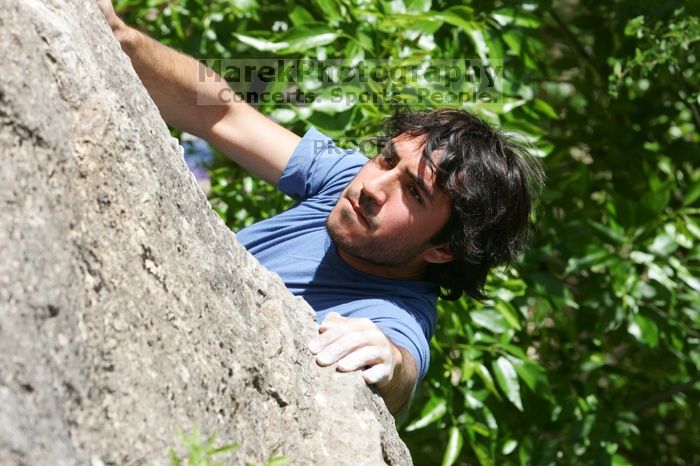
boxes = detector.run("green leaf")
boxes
[533,98,559,119]
[486,99,526,115]
[506,355,552,399]
[309,86,359,114]
[647,262,676,291]
[612,453,634,466]
[314,0,343,22]
[495,301,521,330]
[468,29,490,64]
[491,8,540,28]
[492,357,523,410]
[588,219,627,244]
[565,249,609,275]
[265,455,292,466]
[648,232,678,257]
[502,30,523,55]
[683,178,700,206]
[208,443,241,455]
[685,215,700,239]
[471,441,495,466]
[233,33,289,52]
[289,6,315,25]
[406,0,432,13]
[169,449,182,466]
[470,309,509,333]
[627,314,660,347]
[470,421,491,437]
[476,363,501,399]
[279,26,339,53]
[502,438,518,455]
[405,397,447,431]
[439,6,476,31]
[679,270,700,292]
[441,427,464,466]
[624,16,645,36]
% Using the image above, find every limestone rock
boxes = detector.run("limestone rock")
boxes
[0,1,412,464]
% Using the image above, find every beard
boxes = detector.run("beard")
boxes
[325,190,431,268]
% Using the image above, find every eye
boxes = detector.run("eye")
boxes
[408,185,423,204]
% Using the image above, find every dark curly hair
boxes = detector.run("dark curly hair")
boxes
[385,109,545,301]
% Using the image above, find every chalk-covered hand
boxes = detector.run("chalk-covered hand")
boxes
[308,312,401,388]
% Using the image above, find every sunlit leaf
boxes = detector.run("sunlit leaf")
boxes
[627,314,660,347]
[233,33,289,52]
[475,363,501,400]
[492,357,523,410]
[289,6,315,25]
[471,441,495,466]
[470,309,509,333]
[438,6,475,30]
[314,0,343,22]
[279,26,339,53]
[404,397,447,431]
[495,301,521,330]
[502,438,517,455]
[441,427,464,466]
[492,8,540,28]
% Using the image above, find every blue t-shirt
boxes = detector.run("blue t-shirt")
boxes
[237,127,438,380]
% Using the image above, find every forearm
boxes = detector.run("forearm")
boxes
[111,21,229,138]
[375,345,417,415]
[106,19,299,184]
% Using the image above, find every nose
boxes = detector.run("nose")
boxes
[361,171,395,206]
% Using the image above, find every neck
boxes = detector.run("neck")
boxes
[336,247,427,281]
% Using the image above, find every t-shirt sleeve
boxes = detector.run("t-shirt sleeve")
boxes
[318,298,436,383]
[279,127,368,201]
[373,305,434,383]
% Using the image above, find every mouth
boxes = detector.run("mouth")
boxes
[346,194,369,227]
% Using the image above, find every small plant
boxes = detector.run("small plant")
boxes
[169,428,239,466]
[167,427,291,466]
[247,455,292,466]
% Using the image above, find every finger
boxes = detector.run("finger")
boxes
[336,346,383,372]
[315,331,367,366]
[319,312,343,332]
[362,363,391,385]
[308,322,347,354]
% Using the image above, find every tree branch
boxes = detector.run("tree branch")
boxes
[629,375,700,413]
[548,8,605,81]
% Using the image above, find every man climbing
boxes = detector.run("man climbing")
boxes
[97,1,544,415]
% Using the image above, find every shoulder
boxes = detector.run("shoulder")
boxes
[279,127,368,200]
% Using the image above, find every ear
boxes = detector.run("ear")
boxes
[422,244,454,264]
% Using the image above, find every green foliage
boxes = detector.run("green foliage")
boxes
[117,1,700,465]
[168,428,239,466]
[209,166,293,230]
[166,428,290,466]
[610,8,700,102]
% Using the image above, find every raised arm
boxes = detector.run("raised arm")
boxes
[96,0,300,185]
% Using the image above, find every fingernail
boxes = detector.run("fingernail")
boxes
[308,339,320,354]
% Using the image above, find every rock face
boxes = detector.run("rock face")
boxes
[0,1,412,465]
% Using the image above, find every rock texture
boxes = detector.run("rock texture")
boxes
[0,1,412,465]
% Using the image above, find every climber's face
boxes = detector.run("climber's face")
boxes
[326,134,454,280]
